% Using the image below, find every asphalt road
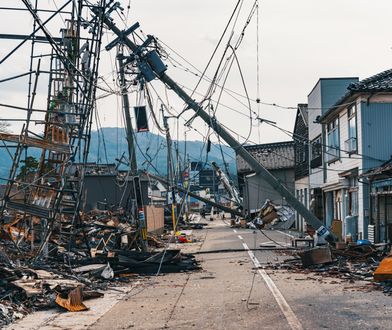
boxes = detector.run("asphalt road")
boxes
[91,220,392,330]
[9,218,392,330]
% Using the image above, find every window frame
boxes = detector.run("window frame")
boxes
[326,117,340,163]
[311,136,322,161]
[346,104,358,154]
[310,135,322,168]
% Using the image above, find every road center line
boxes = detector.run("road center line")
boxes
[237,235,243,240]
[233,229,238,233]
[240,234,303,330]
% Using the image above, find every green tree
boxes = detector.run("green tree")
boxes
[17,156,39,181]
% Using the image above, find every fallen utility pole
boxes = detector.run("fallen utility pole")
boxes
[144,171,243,217]
[211,161,242,207]
[93,7,334,243]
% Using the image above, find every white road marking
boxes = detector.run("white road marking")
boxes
[237,235,243,240]
[240,237,303,330]
[277,230,295,239]
[233,229,238,233]
[259,241,274,245]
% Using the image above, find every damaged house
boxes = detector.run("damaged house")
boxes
[236,141,295,212]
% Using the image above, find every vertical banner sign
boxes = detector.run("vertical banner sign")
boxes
[134,106,149,132]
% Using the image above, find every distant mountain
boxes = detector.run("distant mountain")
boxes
[0,127,237,181]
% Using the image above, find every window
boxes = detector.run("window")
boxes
[326,117,340,162]
[346,105,357,153]
[310,136,322,168]
[311,136,322,160]
[295,147,306,163]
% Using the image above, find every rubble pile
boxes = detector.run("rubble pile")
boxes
[0,208,200,326]
[264,243,392,294]
[255,199,295,230]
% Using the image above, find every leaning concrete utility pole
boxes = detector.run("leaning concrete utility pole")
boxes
[93,6,335,243]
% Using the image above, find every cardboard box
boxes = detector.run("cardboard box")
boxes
[145,205,164,234]
[299,246,332,267]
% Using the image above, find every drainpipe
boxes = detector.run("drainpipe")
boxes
[358,176,370,240]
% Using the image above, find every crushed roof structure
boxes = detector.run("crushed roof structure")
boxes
[236,141,295,174]
[320,68,392,122]
[361,159,392,179]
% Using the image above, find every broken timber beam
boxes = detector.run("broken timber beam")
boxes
[0,133,70,154]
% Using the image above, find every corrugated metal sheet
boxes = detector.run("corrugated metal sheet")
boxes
[361,102,392,171]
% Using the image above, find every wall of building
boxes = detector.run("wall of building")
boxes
[322,98,363,237]
[320,78,358,115]
[361,100,392,171]
[323,100,363,183]
[83,175,149,211]
[294,109,309,180]
[308,80,324,206]
[360,99,392,237]
[308,81,322,141]
[243,169,295,211]
[295,176,309,232]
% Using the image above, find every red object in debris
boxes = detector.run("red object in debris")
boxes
[178,235,188,243]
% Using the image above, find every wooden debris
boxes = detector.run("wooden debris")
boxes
[55,286,88,312]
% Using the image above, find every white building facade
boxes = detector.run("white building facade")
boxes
[320,70,392,240]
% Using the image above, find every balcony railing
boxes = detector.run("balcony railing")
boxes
[326,147,339,162]
[345,137,357,153]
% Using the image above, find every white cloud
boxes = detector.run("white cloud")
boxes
[1,0,392,145]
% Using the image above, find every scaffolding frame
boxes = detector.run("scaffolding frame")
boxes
[0,0,110,259]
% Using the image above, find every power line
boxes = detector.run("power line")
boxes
[158,38,357,112]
